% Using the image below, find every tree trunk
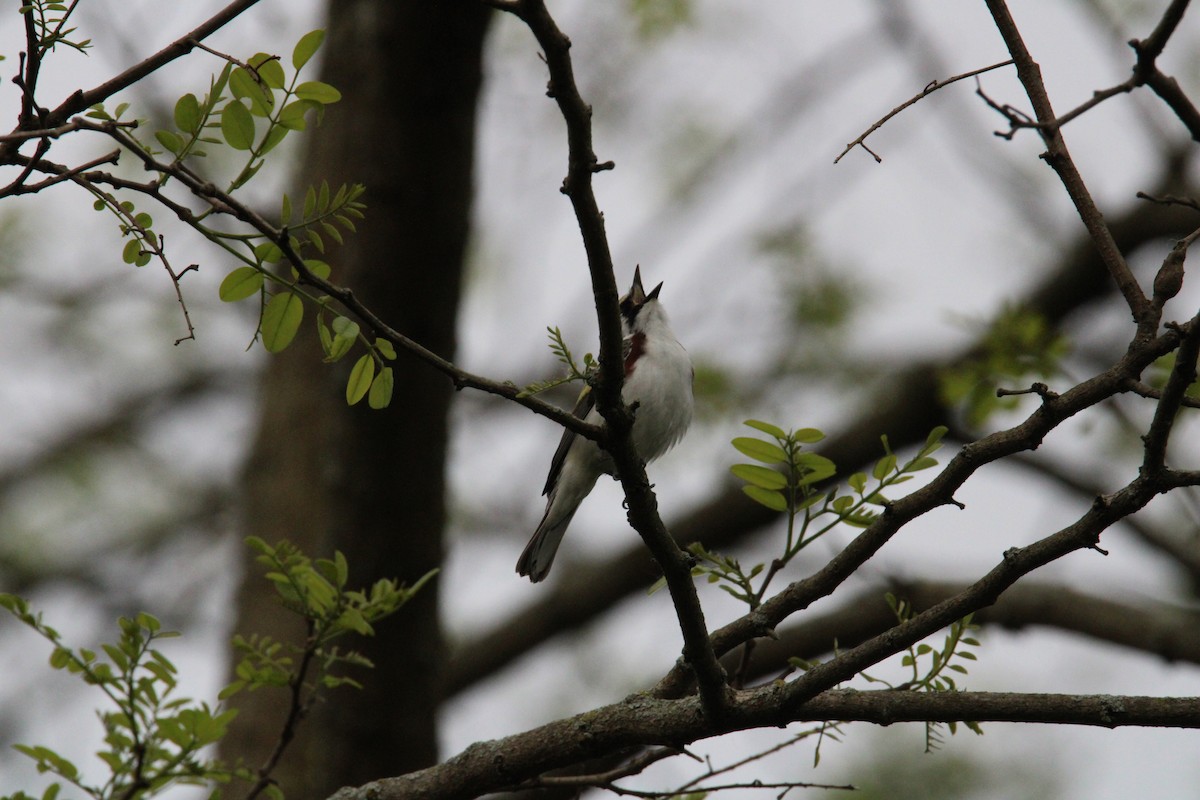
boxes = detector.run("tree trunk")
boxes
[223,3,491,795]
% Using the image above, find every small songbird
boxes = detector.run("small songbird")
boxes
[517,267,694,582]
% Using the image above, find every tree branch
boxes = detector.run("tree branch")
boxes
[45,0,266,127]
[445,169,1200,697]
[984,0,1155,332]
[503,0,730,716]
[656,317,1195,697]
[731,580,1200,685]
[1131,0,1200,141]
[327,689,1200,800]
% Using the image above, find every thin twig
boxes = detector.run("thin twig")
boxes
[1137,190,1200,212]
[1,149,119,196]
[834,58,1014,164]
[0,116,134,143]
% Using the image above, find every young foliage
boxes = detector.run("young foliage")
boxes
[18,0,91,54]
[675,422,948,610]
[517,326,598,398]
[939,307,1069,426]
[74,27,379,405]
[0,595,232,800]
[0,540,435,800]
[858,594,985,752]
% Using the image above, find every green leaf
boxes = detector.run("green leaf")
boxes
[220,100,255,150]
[304,258,331,280]
[250,53,286,89]
[795,453,837,485]
[375,338,396,360]
[279,99,316,131]
[325,317,357,362]
[260,123,290,155]
[121,238,142,265]
[174,92,201,133]
[730,463,787,490]
[922,425,948,453]
[48,647,72,669]
[230,66,274,116]
[295,80,342,104]
[331,316,358,337]
[873,453,897,480]
[793,427,825,444]
[322,220,343,245]
[742,419,785,439]
[731,436,787,464]
[742,485,788,512]
[346,354,375,405]
[155,128,184,155]
[261,292,304,353]
[308,227,325,253]
[218,266,263,302]
[368,367,394,409]
[293,29,326,70]
[254,241,283,264]
[906,456,939,472]
[848,472,867,493]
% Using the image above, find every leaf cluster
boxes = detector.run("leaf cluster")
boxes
[0,539,435,800]
[222,537,433,701]
[683,423,947,609]
[18,0,91,55]
[517,326,598,398]
[79,29,381,404]
[940,307,1069,426]
[0,596,235,800]
[860,595,985,752]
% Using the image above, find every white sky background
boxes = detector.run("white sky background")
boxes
[1,2,1200,799]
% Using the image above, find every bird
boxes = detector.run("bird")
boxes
[517,267,694,582]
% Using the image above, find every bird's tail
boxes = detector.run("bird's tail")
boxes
[516,498,579,582]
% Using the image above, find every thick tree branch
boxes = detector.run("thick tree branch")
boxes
[1009,453,1200,585]
[1142,317,1200,471]
[328,688,1200,800]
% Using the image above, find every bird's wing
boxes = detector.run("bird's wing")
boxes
[543,382,596,496]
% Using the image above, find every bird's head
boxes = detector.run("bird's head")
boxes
[619,265,665,335]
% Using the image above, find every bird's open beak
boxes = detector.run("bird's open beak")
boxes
[629,265,662,304]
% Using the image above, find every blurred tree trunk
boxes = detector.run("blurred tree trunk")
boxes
[222,3,491,796]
